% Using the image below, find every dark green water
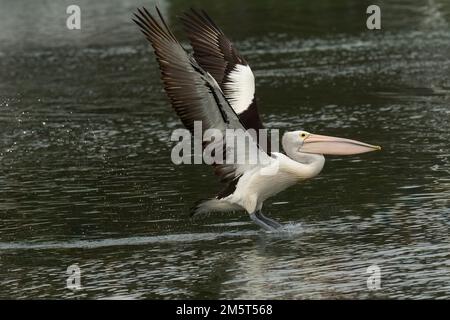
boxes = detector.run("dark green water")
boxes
[0,0,449,299]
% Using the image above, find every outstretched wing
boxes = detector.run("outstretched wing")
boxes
[180,9,267,137]
[133,7,271,195]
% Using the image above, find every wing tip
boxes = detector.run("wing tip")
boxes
[132,5,179,45]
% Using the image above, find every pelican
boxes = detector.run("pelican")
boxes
[133,7,381,230]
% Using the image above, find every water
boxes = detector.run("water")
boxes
[0,0,449,299]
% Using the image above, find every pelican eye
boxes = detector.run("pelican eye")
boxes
[300,133,307,138]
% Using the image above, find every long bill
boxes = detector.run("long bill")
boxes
[300,134,381,155]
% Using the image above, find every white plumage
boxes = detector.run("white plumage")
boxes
[224,65,255,114]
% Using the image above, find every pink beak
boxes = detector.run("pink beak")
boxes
[301,134,381,155]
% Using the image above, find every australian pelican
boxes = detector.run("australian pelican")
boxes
[133,7,381,230]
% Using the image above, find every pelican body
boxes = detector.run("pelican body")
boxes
[133,8,381,230]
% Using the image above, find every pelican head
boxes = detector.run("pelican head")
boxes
[282,130,381,157]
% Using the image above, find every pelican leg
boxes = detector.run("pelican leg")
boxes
[250,210,282,231]
[256,211,283,229]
